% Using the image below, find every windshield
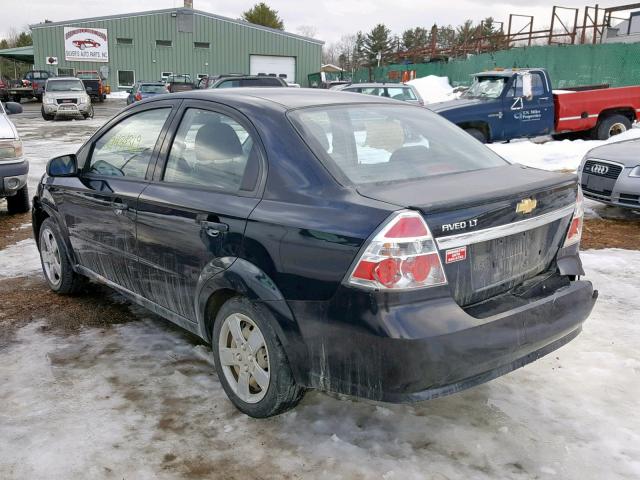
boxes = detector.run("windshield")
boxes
[463,76,507,99]
[289,104,507,185]
[140,84,166,93]
[47,80,85,92]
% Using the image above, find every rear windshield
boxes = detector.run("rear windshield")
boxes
[46,80,85,92]
[77,73,99,80]
[140,84,166,93]
[216,77,283,88]
[289,104,507,185]
[168,75,191,83]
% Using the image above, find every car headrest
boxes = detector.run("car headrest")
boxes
[195,122,243,162]
[389,145,429,163]
[364,119,405,152]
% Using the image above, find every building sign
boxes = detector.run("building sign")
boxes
[64,27,108,62]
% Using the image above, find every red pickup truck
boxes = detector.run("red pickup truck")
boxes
[430,68,640,142]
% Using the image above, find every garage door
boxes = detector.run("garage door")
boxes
[249,55,296,83]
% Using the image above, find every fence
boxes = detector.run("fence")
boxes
[354,42,640,89]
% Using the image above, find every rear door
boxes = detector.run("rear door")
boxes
[53,100,177,292]
[135,101,264,321]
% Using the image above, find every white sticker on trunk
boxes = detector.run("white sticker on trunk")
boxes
[445,246,467,264]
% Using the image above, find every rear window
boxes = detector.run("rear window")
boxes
[216,77,283,88]
[140,84,166,93]
[289,104,507,185]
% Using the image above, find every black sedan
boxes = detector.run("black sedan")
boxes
[32,89,597,417]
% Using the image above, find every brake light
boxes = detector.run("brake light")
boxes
[563,187,584,247]
[135,92,142,101]
[347,210,447,290]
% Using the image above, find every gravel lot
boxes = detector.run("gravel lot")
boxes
[1,99,639,480]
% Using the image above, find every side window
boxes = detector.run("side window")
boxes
[88,108,171,178]
[163,108,257,192]
[531,73,545,96]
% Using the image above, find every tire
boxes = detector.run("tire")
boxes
[83,105,94,119]
[38,218,84,294]
[465,127,487,143]
[212,296,304,418]
[6,185,30,214]
[41,107,54,121]
[595,114,631,140]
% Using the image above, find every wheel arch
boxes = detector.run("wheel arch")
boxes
[597,107,636,124]
[457,121,491,142]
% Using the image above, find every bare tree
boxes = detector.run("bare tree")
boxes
[296,25,318,38]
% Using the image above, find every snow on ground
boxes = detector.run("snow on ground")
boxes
[408,75,458,104]
[107,91,129,99]
[0,250,638,479]
[488,126,640,172]
[0,238,41,278]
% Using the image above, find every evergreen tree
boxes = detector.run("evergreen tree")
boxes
[363,24,393,67]
[242,3,284,30]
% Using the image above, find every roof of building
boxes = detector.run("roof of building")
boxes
[29,8,323,45]
[0,45,34,63]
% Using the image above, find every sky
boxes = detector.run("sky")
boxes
[0,0,626,44]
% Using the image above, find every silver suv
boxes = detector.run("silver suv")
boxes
[42,77,93,121]
[0,100,28,214]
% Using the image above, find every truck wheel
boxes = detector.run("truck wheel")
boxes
[212,296,304,418]
[41,107,54,121]
[83,105,94,119]
[465,128,487,143]
[6,185,30,214]
[596,114,631,140]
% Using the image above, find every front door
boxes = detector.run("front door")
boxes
[503,72,555,139]
[135,102,263,321]
[53,104,175,292]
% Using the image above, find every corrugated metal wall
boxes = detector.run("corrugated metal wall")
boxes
[356,43,640,88]
[32,10,322,88]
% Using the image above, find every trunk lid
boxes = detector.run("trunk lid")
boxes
[357,164,578,306]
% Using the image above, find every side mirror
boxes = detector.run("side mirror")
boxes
[47,154,78,177]
[521,73,533,100]
[4,101,23,115]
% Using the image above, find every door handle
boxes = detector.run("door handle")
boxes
[199,220,229,237]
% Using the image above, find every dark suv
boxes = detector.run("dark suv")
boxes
[33,89,596,418]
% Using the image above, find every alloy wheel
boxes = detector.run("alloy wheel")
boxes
[40,227,62,288]
[218,312,270,403]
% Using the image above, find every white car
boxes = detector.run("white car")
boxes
[0,100,28,214]
[42,77,93,121]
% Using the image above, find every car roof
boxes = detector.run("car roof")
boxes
[162,88,404,110]
[344,83,412,88]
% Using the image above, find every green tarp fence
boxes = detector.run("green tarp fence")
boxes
[354,43,640,89]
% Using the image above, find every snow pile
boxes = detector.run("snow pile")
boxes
[0,238,41,279]
[489,126,640,172]
[407,75,456,104]
[107,91,129,99]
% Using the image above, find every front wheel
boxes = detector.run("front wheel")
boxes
[38,218,85,294]
[465,127,488,143]
[595,114,631,140]
[83,105,94,119]
[6,185,29,214]
[212,296,304,418]
[41,107,54,121]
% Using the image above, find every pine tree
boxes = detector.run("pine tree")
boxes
[242,3,284,30]
[363,24,393,67]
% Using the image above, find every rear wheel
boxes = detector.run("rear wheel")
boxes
[38,218,84,294]
[595,114,631,140]
[6,185,29,214]
[465,127,487,143]
[212,296,304,418]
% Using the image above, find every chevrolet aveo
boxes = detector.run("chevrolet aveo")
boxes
[32,89,597,417]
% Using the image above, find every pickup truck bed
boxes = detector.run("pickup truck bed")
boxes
[554,86,640,135]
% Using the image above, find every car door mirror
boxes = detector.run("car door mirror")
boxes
[47,154,78,177]
[521,73,533,100]
[4,101,23,115]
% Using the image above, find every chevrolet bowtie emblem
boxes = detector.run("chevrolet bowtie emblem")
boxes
[516,198,537,214]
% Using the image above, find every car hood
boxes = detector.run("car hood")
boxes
[585,138,640,167]
[428,97,485,113]
[0,114,18,140]
[45,91,88,100]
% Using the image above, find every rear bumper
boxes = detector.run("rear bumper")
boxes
[291,278,597,402]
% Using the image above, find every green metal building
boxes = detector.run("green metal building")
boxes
[29,5,323,89]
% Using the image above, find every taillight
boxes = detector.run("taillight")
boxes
[347,210,447,290]
[563,186,584,247]
[135,92,142,101]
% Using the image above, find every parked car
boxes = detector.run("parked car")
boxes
[77,71,106,103]
[0,100,29,214]
[6,70,56,103]
[208,75,288,88]
[126,81,169,105]
[41,77,93,121]
[166,74,194,93]
[33,89,596,418]
[430,68,640,142]
[338,82,424,105]
[579,137,640,210]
